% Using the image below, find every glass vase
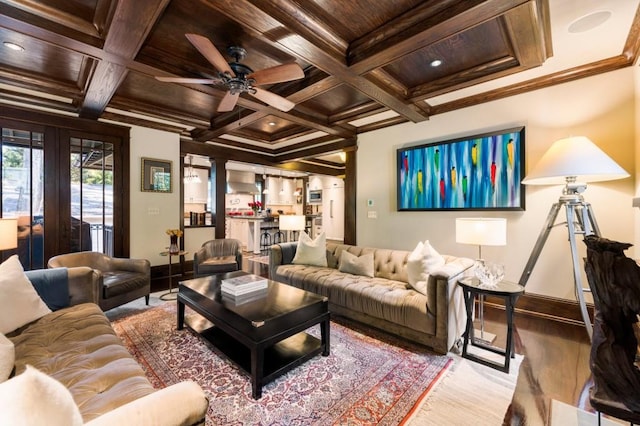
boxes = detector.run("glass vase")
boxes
[169,235,179,254]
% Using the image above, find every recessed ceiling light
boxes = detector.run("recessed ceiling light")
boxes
[3,41,24,51]
[430,59,442,67]
[268,121,276,126]
[568,10,612,34]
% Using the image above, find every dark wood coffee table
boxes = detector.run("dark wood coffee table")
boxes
[177,271,330,399]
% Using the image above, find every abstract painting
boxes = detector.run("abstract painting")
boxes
[397,127,525,211]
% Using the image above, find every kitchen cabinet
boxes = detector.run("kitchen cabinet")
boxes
[266,177,297,205]
[322,185,344,241]
[183,169,209,203]
[226,217,250,250]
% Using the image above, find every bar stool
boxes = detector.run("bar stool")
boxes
[273,229,285,244]
[260,227,272,253]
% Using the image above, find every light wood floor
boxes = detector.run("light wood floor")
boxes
[244,255,594,425]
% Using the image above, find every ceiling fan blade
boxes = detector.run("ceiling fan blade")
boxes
[248,63,304,85]
[155,76,220,84]
[217,91,240,112]
[185,33,235,77]
[251,87,295,112]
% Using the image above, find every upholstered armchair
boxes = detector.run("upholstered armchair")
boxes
[193,239,243,277]
[47,251,150,311]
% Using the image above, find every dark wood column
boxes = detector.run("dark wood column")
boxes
[343,146,357,245]
[212,158,227,239]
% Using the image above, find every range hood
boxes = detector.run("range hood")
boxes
[226,170,260,194]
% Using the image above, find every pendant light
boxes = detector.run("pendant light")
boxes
[184,155,201,184]
[279,171,285,196]
[262,168,269,194]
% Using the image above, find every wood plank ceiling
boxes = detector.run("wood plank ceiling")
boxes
[0,0,638,174]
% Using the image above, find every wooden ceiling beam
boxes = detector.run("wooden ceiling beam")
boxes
[348,0,534,75]
[79,0,171,119]
[203,0,430,123]
[501,2,551,67]
[276,138,357,162]
[2,0,101,37]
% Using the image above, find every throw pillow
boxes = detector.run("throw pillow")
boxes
[0,365,83,426]
[406,240,446,295]
[0,333,14,383]
[338,251,375,277]
[292,231,328,267]
[0,255,51,334]
[25,267,70,311]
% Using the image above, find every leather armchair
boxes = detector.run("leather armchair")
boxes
[48,252,150,311]
[193,239,243,277]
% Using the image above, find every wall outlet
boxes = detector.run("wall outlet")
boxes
[367,211,377,219]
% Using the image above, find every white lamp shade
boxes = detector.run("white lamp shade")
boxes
[456,218,507,246]
[279,215,306,231]
[0,218,18,250]
[522,136,629,185]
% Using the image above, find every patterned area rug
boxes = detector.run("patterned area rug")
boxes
[112,303,452,425]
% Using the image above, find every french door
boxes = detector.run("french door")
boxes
[0,110,128,270]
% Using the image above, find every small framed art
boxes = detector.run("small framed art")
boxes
[141,157,172,193]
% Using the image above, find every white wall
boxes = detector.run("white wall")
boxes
[129,126,181,266]
[357,68,635,301]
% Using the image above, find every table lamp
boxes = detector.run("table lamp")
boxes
[455,217,507,264]
[520,135,629,340]
[0,218,18,255]
[279,215,306,242]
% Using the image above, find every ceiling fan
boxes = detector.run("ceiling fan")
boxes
[155,34,304,112]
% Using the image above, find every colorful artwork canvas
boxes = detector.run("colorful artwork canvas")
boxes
[397,127,525,211]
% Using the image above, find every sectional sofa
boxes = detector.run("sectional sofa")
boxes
[269,241,474,354]
[1,261,208,425]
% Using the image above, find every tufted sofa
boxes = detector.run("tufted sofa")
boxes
[7,267,208,425]
[270,242,474,354]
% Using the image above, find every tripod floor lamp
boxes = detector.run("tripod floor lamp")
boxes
[520,136,629,339]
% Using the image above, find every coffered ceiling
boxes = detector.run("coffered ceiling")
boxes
[1,0,639,172]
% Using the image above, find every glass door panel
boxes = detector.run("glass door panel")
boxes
[70,138,114,255]
[1,128,44,269]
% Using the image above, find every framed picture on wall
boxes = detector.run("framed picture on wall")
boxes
[397,127,525,211]
[141,157,172,193]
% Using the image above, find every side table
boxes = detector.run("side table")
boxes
[159,250,188,300]
[458,276,524,373]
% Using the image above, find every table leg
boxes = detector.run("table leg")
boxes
[462,288,473,357]
[160,253,177,301]
[253,220,261,254]
[321,318,330,356]
[251,346,264,399]
[177,298,185,330]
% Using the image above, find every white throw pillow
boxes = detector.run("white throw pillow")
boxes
[406,240,446,295]
[0,333,14,383]
[0,365,83,426]
[292,232,328,267]
[339,251,375,277]
[0,255,51,334]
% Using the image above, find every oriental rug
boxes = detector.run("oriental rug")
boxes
[112,303,452,425]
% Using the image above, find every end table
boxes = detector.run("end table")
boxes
[159,250,188,300]
[458,276,524,373]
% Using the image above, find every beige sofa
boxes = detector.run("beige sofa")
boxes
[7,267,208,425]
[270,242,474,354]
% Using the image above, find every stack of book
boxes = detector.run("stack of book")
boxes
[221,274,269,305]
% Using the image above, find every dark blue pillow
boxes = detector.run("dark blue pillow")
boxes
[24,268,70,311]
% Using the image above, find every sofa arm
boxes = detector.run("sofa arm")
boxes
[268,242,297,278]
[428,257,475,353]
[85,381,208,426]
[67,266,100,306]
[110,258,150,275]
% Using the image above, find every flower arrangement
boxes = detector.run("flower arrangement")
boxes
[248,201,262,211]
[165,229,183,237]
